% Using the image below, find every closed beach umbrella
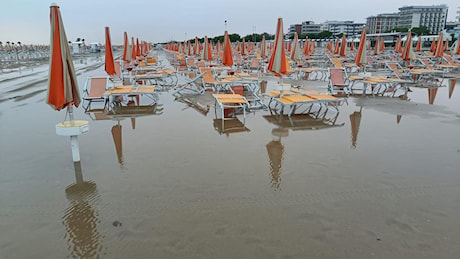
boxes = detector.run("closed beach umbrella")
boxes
[104,27,116,76]
[401,30,415,62]
[430,38,436,53]
[339,33,347,57]
[47,3,81,111]
[222,30,233,66]
[291,32,301,60]
[354,26,367,67]
[434,32,444,58]
[415,37,422,52]
[260,35,267,58]
[131,37,136,61]
[374,37,380,55]
[202,36,213,61]
[241,38,246,56]
[268,17,287,76]
[122,32,129,62]
[194,37,199,56]
[454,40,460,55]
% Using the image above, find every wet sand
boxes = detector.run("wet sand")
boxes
[1,50,460,258]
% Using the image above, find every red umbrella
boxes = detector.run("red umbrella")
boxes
[202,36,212,61]
[48,4,87,163]
[434,32,444,57]
[339,33,347,57]
[122,32,130,62]
[222,30,233,66]
[415,37,422,52]
[354,26,367,67]
[47,4,80,111]
[104,27,116,76]
[131,37,136,61]
[268,17,287,76]
[401,30,415,62]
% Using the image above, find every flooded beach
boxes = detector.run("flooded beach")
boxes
[1,48,460,258]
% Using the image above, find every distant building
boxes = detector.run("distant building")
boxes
[366,13,400,34]
[397,5,448,34]
[323,21,365,36]
[288,24,302,37]
[301,21,321,34]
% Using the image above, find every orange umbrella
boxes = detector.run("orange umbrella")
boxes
[354,26,367,67]
[339,33,347,57]
[380,38,385,52]
[291,32,301,60]
[454,40,460,55]
[131,37,136,61]
[268,17,287,76]
[194,36,199,55]
[202,36,213,61]
[434,32,444,57]
[333,39,340,54]
[374,37,380,55]
[401,30,415,62]
[47,4,81,111]
[415,36,422,52]
[222,30,233,66]
[122,32,130,62]
[260,35,267,58]
[241,38,246,56]
[104,27,116,76]
[350,39,354,51]
[395,35,402,53]
[136,38,141,57]
[430,38,436,53]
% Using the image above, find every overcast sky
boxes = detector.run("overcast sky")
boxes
[1,0,458,45]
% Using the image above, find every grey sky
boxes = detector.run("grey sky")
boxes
[1,0,458,45]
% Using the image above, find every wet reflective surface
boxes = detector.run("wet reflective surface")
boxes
[1,54,460,258]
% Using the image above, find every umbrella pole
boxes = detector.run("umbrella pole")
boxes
[67,105,81,162]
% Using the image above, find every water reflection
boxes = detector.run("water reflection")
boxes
[266,128,288,190]
[63,162,103,258]
[175,96,210,116]
[85,102,162,168]
[264,110,344,190]
[428,87,438,105]
[448,78,456,99]
[213,118,250,137]
[349,107,362,148]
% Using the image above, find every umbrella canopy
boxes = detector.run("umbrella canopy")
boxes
[434,32,444,57]
[374,37,380,55]
[415,37,422,52]
[401,30,415,61]
[260,35,267,58]
[122,32,130,62]
[222,30,233,66]
[454,40,460,55]
[395,35,402,53]
[241,38,246,56]
[131,37,136,61]
[291,32,301,60]
[354,26,367,67]
[202,36,213,61]
[339,33,347,57]
[268,18,287,76]
[46,3,80,111]
[104,27,116,76]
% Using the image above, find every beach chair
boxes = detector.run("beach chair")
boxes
[172,71,205,96]
[327,67,351,95]
[82,76,110,110]
[212,93,249,129]
[200,67,227,92]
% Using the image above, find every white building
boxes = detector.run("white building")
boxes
[398,5,448,34]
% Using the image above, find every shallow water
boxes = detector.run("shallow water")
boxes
[1,52,460,258]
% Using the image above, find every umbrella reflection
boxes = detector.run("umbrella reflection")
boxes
[396,115,402,124]
[349,107,362,148]
[63,161,103,258]
[428,87,438,105]
[111,124,123,166]
[448,78,456,99]
[266,128,288,190]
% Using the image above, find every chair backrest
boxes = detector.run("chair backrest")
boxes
[386,63,403,77]
[114,61,122,78]
[329,68,346,85]
[87,77,108,98]
[249,59,260,69]
[199,67,216,83]
[187,58,195,67]
[420,59,434,69]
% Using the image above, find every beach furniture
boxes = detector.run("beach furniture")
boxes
[82,76,110,110]
[172,71,205,96]
[212,93,248,129]
[327,67,351,95]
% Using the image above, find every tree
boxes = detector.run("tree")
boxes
[411,26,430,35]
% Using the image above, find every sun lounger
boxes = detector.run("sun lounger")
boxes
[82,76,110,110]
[172,71,205,96]
[212,93,248,129]
[328,67,351,95]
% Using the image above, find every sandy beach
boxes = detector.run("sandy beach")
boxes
[1,49,460,258]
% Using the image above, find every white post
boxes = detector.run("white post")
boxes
[68,105,80,162]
